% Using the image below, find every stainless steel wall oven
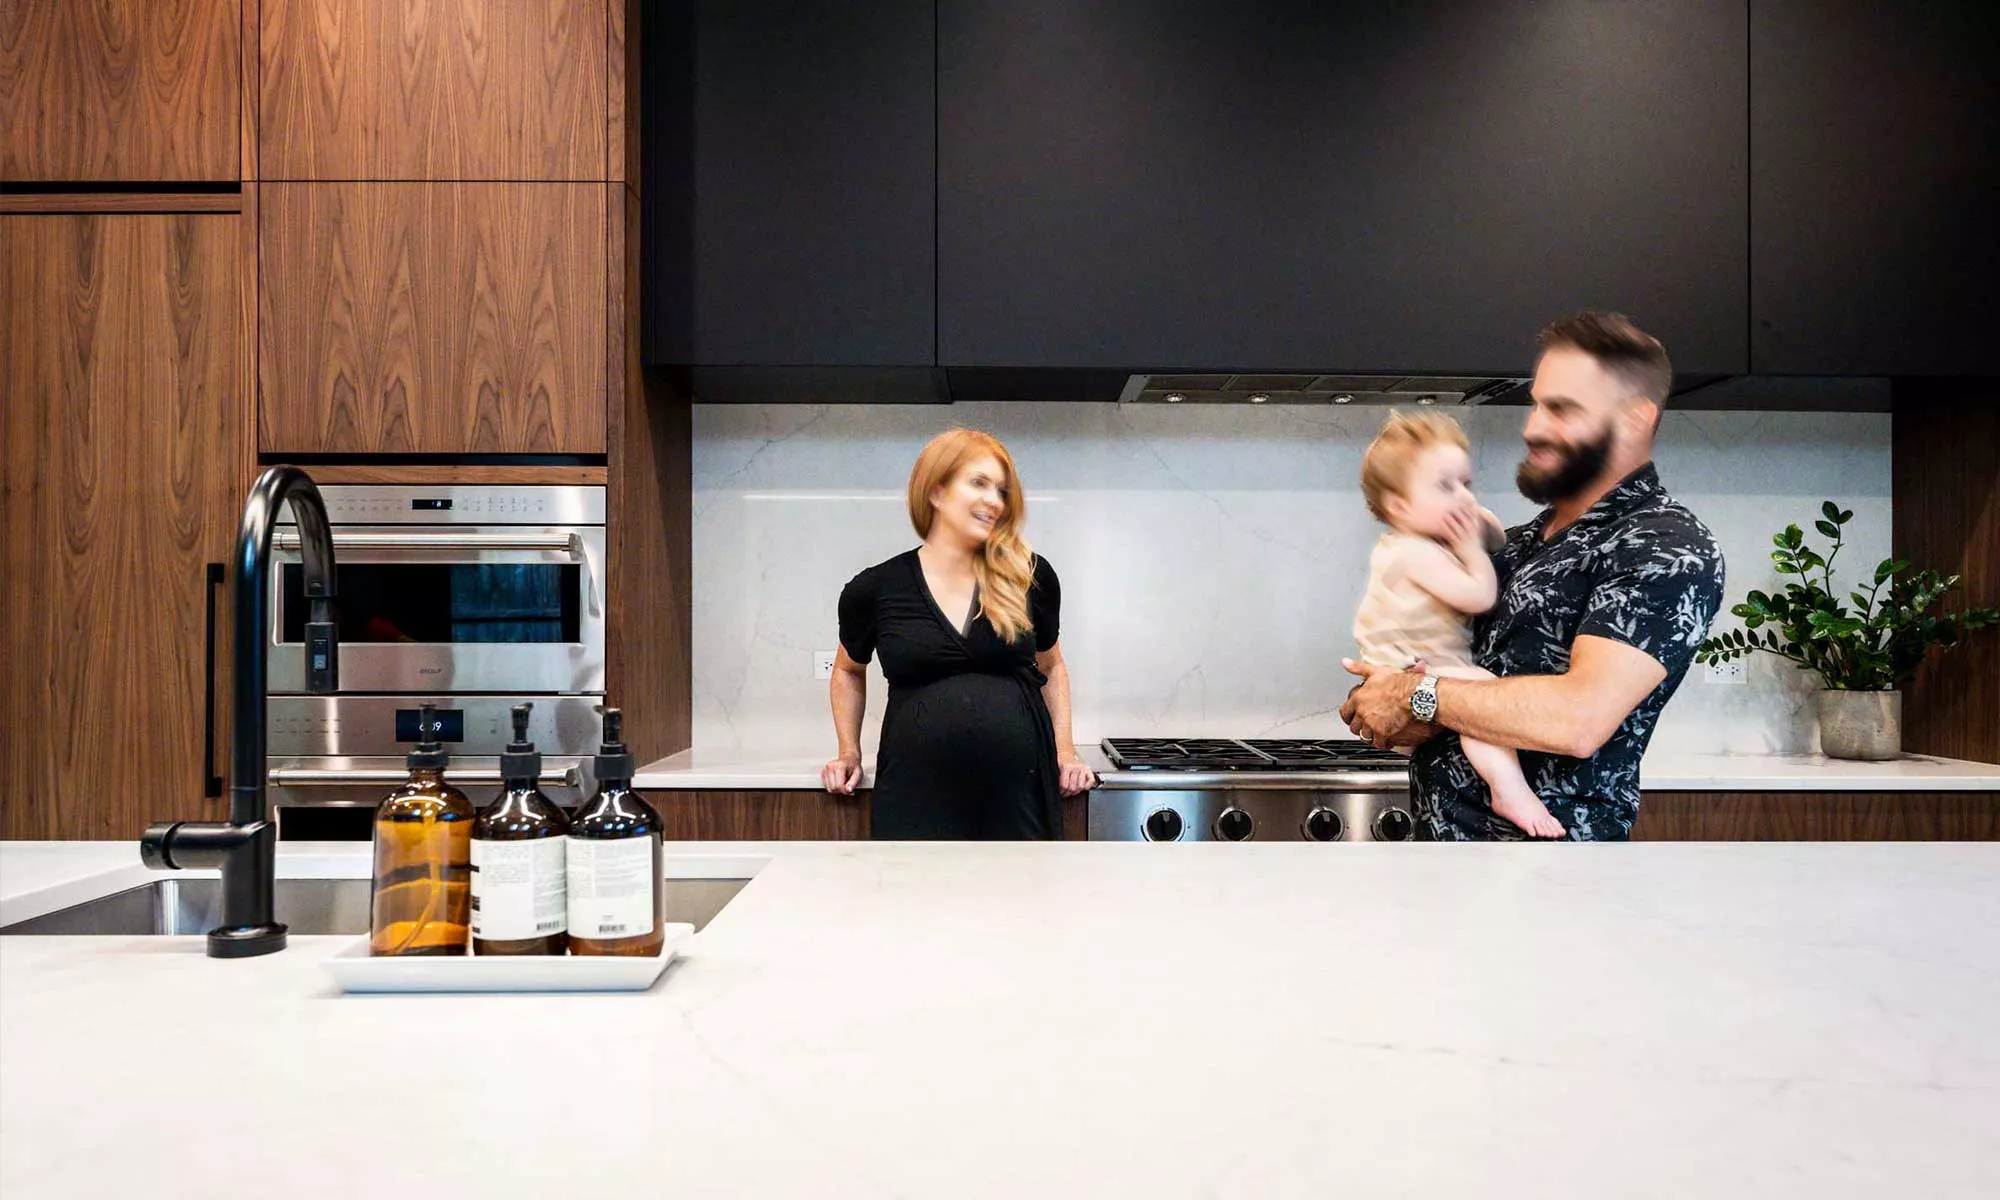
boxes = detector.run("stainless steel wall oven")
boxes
[268,485,607,815]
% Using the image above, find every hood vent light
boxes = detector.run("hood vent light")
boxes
[1119,373,1527,406]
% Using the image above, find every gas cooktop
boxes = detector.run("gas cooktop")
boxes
[1100,738,1408,772]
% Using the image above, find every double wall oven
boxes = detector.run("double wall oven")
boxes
[268,485,607,817]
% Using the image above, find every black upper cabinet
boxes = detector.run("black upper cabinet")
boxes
[653,1,935,366]
[1751,1,2000,376]
[939,1,1749,377]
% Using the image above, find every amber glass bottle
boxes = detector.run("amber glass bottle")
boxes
[369,704,474,956]
[566,708,665,957]
[470,704,570,956]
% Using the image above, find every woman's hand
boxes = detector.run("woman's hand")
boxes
[821,753,863,795]
[1056,751,1097,797]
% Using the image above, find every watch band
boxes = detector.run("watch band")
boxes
[1410,674,1440,724]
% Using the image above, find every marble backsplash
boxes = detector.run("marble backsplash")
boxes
[691,403,1891,758]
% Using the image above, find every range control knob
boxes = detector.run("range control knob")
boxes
[1215,806,1255,842]
[1372,807,1415,842]
[1302,806,1345,842]
[1142,808,1185,842]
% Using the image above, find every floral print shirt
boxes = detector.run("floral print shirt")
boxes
[1412,464,1724,841]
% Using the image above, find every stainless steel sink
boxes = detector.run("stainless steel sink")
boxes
[1,877,750,937]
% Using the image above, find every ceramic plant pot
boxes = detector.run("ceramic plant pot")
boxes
[1816,689,1901,761]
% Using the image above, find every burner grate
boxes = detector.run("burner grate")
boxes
[1101,737,1405,772]
[1100,738,1276,770]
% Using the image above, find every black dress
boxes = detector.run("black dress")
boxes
[837,550,1065,840]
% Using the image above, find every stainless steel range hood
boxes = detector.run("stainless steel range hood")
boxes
[1117,373,1530,406]
[679,366,1532,406]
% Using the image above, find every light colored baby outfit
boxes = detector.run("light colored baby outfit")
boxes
[1351,532,1479,671]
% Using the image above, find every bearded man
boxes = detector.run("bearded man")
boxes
[1342,312,1726,841]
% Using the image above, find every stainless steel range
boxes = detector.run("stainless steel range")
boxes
[1087,738,1416,842]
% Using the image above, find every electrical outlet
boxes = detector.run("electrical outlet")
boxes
[1704,657,1747,685]
[813,650,837,681]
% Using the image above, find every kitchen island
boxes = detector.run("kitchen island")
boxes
[3,840,1998,1197]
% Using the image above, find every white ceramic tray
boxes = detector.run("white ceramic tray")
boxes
[324,924,695,994]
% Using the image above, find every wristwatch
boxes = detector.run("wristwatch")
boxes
[1409,674,1441,724]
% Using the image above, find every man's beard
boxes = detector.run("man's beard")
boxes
[1516,425,1614,503]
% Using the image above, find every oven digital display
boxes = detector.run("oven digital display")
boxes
[279,564,583,644]
[394,708,465,743]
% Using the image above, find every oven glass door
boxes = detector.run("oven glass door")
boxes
[280,561,581,644]
[269,528,605,694]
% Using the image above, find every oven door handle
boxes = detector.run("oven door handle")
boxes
[271,530,601,614]
[568,531,604,617]
[272,532,579,552]
[267,765,583,787]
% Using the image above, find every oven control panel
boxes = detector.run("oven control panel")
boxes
[266,695,604,757]
[277,485,606,526]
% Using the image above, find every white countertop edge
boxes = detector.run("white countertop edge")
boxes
[0,842,783,930]
[1636,751,2000,791]
[633,747,2000,793]
[0,856,156,930]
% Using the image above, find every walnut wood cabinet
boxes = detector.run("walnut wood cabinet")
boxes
[258,182,608,455]
[659,791,1091,842]
[257,0,608,181]
[0,0,240,182]
[1634,791,1999,841]
[1,212,244,838]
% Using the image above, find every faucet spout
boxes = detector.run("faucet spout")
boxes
[141,466,339,958]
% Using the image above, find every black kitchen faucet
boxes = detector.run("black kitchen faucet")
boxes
[140,466,339,958]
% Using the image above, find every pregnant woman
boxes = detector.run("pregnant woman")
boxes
[822,429,1095,838]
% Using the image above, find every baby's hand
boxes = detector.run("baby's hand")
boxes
[1443,509,1485,553]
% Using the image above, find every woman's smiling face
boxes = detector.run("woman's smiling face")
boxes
[930,453,1009,546]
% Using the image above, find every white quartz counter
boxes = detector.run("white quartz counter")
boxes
[1636,749,2000,790]
[635,744,2000,792]
[4,840,1999,1197]
[635,744,877,790]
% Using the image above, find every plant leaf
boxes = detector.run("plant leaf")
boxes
[1815,519,1841,539]
[1821,500,1840,522]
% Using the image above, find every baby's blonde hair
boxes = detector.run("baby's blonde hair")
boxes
[1360,410,1470,523]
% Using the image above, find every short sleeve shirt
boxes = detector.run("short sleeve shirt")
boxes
[1412,465,1725,841]
[837,551,1061,686]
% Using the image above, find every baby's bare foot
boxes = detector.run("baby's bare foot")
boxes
[1491,790,1567,839]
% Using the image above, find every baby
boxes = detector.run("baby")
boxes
[1351,411,1565,839]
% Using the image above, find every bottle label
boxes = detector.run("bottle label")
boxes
[566,835,656,940]
[469,837,567,942]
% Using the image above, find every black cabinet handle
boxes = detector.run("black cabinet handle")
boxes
[202,562,225,798]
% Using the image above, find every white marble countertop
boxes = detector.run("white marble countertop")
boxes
[5,840,2000,1197]
[636,744,2000,792]
[635,744,877,790]
[1637,749,2000,791]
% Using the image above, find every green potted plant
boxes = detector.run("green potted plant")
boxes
[1696,502,1998,760]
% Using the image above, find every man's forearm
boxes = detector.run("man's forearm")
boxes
[1434,672,1608,758]
[1349,636,1666,758]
